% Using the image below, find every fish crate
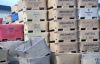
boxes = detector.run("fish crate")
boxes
[80,42,100,52]
[24,21,48,34]
[48,8,77,21]
[48,0,76,9]
[79,31,99,42]
[49,31,78,43]
[50,42,79,53]
[0,24,24,41]
[49,19,77,32]
[79,19,99,31]
[78,8,98,19]
[78,0,98,8]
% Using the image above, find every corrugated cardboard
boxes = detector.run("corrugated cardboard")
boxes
[50,42,78,53]
[50,31,78,43]
[49,19,77,31]
[51,53,81,64]
[80,42,100,52]
[79,19,99,30]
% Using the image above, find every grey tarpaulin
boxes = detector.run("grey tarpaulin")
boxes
[16,37,51,58]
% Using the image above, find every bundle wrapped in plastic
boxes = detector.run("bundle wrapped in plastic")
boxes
[16,37,51,58]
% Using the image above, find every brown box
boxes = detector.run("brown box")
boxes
[5,16,12,24]
[49,19,77,31]
[51,53,81,64]
[48,8,76,20]
[79,19,99,31]
[11,4,18,13]
[24,21,48,34]
[49,31,78,43]
[18,11,24,22]
[18,0,23,11]
[23,10,47,22]
[18,0,46,10]
[48,0,76,9]
[79,31,99,42]
[80,42,100,52]
[78,0,98,8]
[50,43,78,53]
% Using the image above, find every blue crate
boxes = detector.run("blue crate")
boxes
[11,13,19,23]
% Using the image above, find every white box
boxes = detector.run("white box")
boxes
[78,8,98,19]
[48,8,76,20]
[48,0,76,9]
[49,19,77,31]
[50,31,78,43]
[82,53,100,64]
[79,31,99,42]
[79,19,99,30]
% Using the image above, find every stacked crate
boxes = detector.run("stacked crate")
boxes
[14,0,49,44]
[78,0,100,52]
[48,0,80,64]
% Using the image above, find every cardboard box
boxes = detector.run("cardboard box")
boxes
[50,42,78,53]
[18,11,24,22]
[24,21,48,34]
[18,0,23,11]
[51,53,81,64]
[79,31,99,42]
[11,4,18,13]
[5,16,12,24]
[49,19,77,31]
[78,0,98,8]
[23,10,47,22]
[19,0,46,10]
[78,8,98,19]
[48,0,76,9]
[50,31,78,43]
[80,42,100,52]
[79,19,99,30]
[48,8,76,20]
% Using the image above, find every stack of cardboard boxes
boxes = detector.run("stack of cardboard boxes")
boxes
[48,0,81,64]
[10,0,49,44]
[78,0,100,52]
[5,0,100,64]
